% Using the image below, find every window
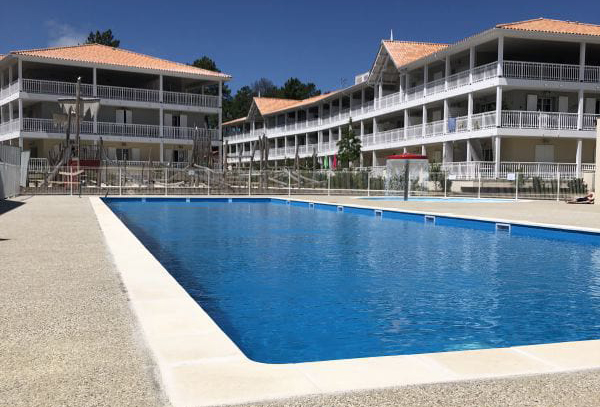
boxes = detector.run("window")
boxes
[537,97,552,112]
[172,115,181,127]
[482,148,493,161]
[172,149,188,163]
[116,148,130,161]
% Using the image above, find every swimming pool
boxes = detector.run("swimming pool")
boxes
[106,198,600,364]
[360,197,514,203]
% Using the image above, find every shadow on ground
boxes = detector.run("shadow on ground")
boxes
[0,199,25,217]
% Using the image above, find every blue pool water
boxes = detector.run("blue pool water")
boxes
[106,199,600,364]
[360,197,513,203]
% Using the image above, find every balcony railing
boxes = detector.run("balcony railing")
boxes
[20,117,216,140]
[20,78,219,108]
[441,161,593,180]
[501,111,578,130]
[1,81,21,99]
[583,114,600,130]
[0,119,20,136]
[424,119,445,137]
[503,61,580,82]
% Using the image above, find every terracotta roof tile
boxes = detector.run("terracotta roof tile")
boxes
[498,18,600,36]
[382,41,449,68]
[10,43,231,79]
[223,116,248,126]
[253,97,302,115]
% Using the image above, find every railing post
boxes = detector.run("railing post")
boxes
[556,171,560,202]
[164,167,168,196]
[478,172,481,199]
[248,171,251,196]
[444,171,447,198]
[367,172,371,197]
[515,172,519,201]
[327,171,331,196]
[288,170,291,197]
[119,166,122,196]
[207,170,211,196]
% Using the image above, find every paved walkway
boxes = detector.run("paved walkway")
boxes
[294,195,600,229]
[0,196,168,407]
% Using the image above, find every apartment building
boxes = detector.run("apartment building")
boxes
[224,18,600,178]
[0,43,230,167]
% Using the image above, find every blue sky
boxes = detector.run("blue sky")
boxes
[1,0,599,93]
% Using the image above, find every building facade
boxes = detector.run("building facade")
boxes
[224,18,600,178]
[0,43,230,169]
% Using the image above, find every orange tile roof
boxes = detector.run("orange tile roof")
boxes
[497,18,600,36]
[253,97,301,115]
[10,43,231,79]
[382,41,449,68]
[223,116,248,126]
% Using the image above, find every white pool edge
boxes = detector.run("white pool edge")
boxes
[90,196,600,407]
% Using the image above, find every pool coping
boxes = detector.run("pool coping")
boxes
[90,196,600,407]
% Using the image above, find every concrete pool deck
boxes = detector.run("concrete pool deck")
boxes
[3,195,600,406]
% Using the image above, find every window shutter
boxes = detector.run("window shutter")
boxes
[526,95,538,111]
[180,114,187,128]
[164,113,172,128]
[125,110,132,124]
[165,148,173,162]
[558,96,568,113]
[585,98,596,114]
[107,147,117,160]
[116,109,125,124]
[131,148,140,161]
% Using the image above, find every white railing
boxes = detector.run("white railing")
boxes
[378,92,402,110]
[22,78,94,96]
[97,122,160,138]
[424,119,445,137]
[97,84,159,103]
[22,118,94,134]
[446,115,469,133]
[501,111,578,130]
[163,91,219,108]
[446,70,470,90]
[0,81,20,99]
[164,126,219,140]
[503,61,579,82]
[364,128,404,147]
[425,78,446,95]
[405,84,424,101]
[471,62,497,83]
[583,114,600,131]
[443,161,595,180]
[224,131,255,141]
[405,124,423,140]
[584,66,600,83]
[0,119,20,136]
[470,111,497,130]
[28,157,49,173]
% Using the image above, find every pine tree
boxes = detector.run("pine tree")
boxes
[336,119,361,168]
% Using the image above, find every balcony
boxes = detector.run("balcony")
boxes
[0,81,20,100]
[19,118,218,141]
[20,79,219,108]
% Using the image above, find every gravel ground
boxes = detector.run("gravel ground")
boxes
[0,196,168,407]
[240,370,600,407]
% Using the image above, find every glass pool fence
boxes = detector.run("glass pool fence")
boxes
[22,165,595,201]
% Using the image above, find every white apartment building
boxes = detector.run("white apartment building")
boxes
[224,18,600,178]
[0,43,230,168]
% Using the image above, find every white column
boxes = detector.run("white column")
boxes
[251,120,256,135]
[17,59,22,88]
[159,107,164,137]
[579,42,586,81]
[497,36,504,76]
[578,89,584,130]
[404,74,409,101]
[372,150,377,166]
[160,140,164,161]
[8,65,13,83]
[494,136,501,177]
[373,117,378,135]
[377,83,382,109]
[159,74,163,102]
[8,101,13,120]
[422,104,427,137]
[0,104,4,123]
[466,139,473,162]
[469,47,475,83]
[317,131,322,149]
[423,64,428,96]
[443,141,453,163]
[319,104,323,125]
[361,88,365,114]
[467,92,474,130]
[18,99,22,130]
[93,68,97,96]
[443,99,449,133]
[495,86,502,127]
[421,145,427,156]
[360,120,364,138]
[576,139,583,177]
[339,96,343,118]
[404,110,409,139]
[0,71,4,89]
[444,57,451,90]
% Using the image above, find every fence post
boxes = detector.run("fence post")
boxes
[367,172,370,197]
[556,171,560,202]
[164,167,168,196]
[248,171,251,196]
[207,170,211,196]
[478,172,481,199]
[70,168,73,196]
[515,172,519,201]
[119,166,122,196]
[327,171,331,196]
[288,170,291,197]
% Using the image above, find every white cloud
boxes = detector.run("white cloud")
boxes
[46,20,87,47]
